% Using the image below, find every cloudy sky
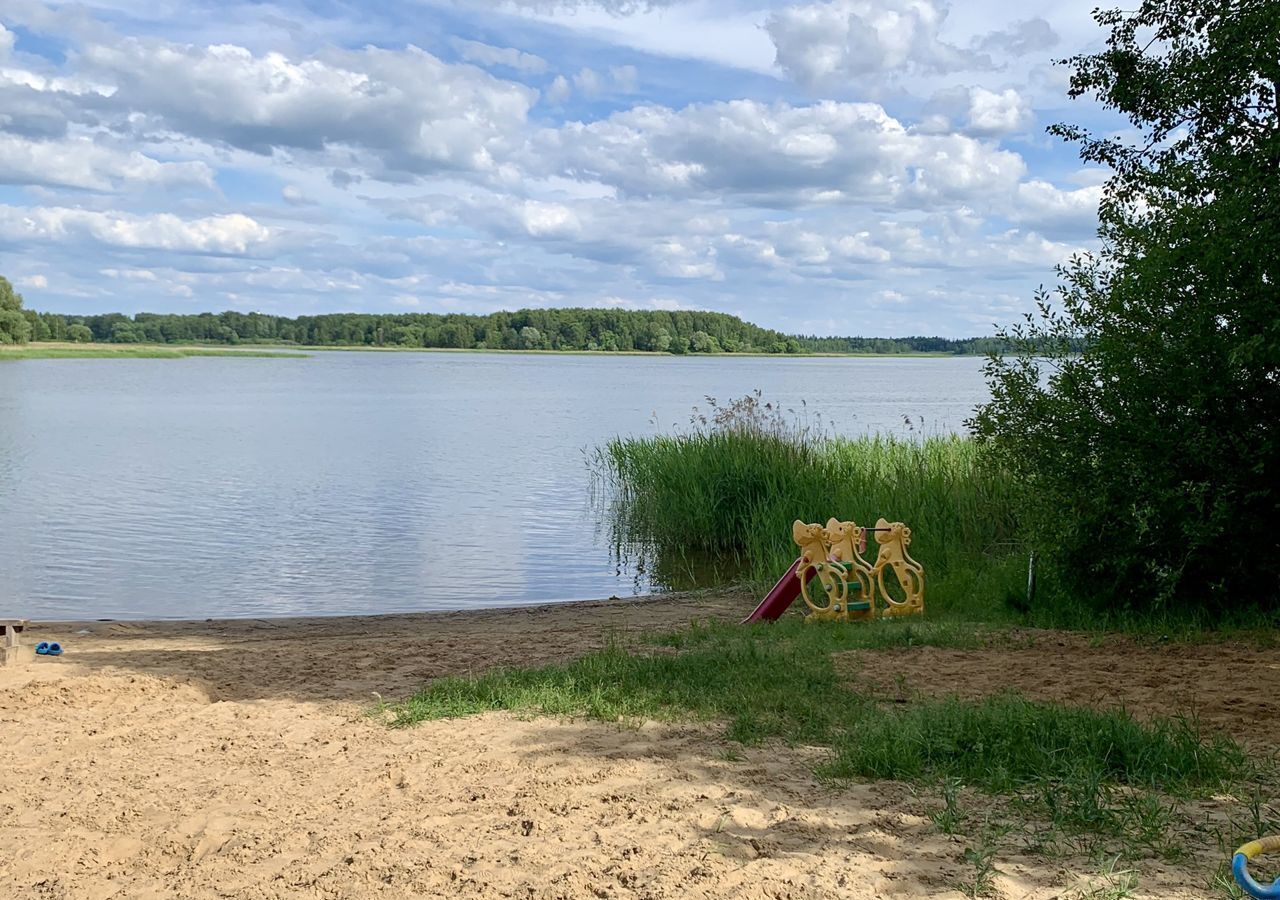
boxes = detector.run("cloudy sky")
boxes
[0,0,1115,337]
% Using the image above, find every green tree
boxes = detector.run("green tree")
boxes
[971,0,1280,618]
[390,324,425,347]
[519,326,543,350]
[0,276,32,345]
[111,322,145,343]
[689,330,720,353]
[67,324,94,343]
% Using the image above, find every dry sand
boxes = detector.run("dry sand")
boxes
[1,597,1273,899]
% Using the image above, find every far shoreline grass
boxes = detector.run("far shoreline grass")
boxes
[0,342,308,360]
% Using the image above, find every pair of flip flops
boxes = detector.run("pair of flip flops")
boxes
[35,642,63,656]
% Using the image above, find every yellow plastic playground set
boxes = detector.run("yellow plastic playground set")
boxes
[743,517,925,623]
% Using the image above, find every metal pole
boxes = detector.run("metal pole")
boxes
[1027,551,1037,607]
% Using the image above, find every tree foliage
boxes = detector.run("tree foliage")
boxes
[0,276,32,345]
[972,0,1280,618]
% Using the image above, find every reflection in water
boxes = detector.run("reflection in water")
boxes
[0,352,989,619]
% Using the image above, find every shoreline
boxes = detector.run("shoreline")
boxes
[3,340,971,360]
[23,588,742,633]
[7,588,753,703]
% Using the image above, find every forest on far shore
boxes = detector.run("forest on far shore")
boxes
[14,305,1023,355]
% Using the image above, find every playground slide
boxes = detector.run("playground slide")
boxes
[741,558,807,623]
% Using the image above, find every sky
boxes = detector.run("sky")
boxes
[0,0,1117,337]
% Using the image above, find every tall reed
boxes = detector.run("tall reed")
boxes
[595,393,1024,618]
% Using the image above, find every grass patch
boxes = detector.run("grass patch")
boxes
[389,616,1272,871]
[392,623,1245,791]
[0,342,308,359]
[386,616,1279,888]
[390,618,1252,803]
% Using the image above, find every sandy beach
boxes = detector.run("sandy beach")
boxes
[2,595,1275,899]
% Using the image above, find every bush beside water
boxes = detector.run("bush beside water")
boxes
[595,393,1025,620]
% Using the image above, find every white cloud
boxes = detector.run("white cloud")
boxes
[766,0,988,86]
[572,65,638,96]
[1013,180,1103,235]
[873,288,908,305]
[483,0,680,11]
[602,295,699,310]
[610,64,638,93]
[101,267,158,281]
[17,273,48,289]
[965,87,1033,135]
[573,67,603,96]
[73,38,537,180]
[0,205,271,254]
[451,38,548,73]
[537,99,1027,209]
[925,85,1033,136]
[518,199,582,237]
[501,2,776,74]
[975,18,1058,56]
[281,184,314,205]
[0,135,215,191]
[544,75,571,105]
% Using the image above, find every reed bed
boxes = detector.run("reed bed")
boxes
[595,394,1024,618]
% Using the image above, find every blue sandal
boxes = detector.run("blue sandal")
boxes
[35,642,50,655]
[47,642,62,656]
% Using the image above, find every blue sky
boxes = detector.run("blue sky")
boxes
[0,0,1116,336]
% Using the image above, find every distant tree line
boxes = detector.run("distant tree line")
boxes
[797,334,1037,355]
[18,306,1031,355]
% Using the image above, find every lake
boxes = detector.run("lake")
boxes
[0,352,989,620]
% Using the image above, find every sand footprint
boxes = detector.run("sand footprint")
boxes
[175,810,248,863]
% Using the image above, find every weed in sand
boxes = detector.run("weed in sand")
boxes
[957,823,1005,898]
[930,777,968,835]
[1072,856,1138,900]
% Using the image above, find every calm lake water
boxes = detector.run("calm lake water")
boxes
[0,352,989,620]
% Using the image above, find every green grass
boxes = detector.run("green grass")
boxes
[0,343,307,359]
[389,616,1262,861]
[390,619,1245,794]
[594,402,1025,621]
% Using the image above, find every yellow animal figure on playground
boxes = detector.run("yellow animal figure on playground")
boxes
[869,517,925,616]
[791,520,850,621]
[824,518,875,619]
